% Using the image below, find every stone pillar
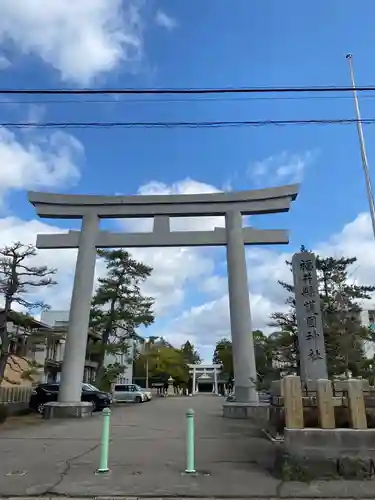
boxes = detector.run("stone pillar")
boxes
[225,210,258,404]
[292,252,328,383]
[59,213,99,403]
[192,367,196,395]
[214,367,218,394]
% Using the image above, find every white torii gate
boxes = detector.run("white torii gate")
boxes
[28,184,298,416]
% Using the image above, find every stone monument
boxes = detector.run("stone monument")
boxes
[28,184,299,418]
[292,251,328,382]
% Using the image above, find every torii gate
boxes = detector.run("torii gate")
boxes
[28,184,298,416]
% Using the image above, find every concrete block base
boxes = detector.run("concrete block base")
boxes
[284,427,375,458]
[43,401,93,419]
[273,428,375,481]
[222,401,269,425]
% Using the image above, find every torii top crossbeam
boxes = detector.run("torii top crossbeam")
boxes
[28,184,298,219]
[28,184,299,249]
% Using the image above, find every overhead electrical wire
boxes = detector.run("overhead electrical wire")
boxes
[3,93,375,105]
[2,85,375,95]
[2,118,375,129]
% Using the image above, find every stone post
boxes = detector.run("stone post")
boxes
[214,367,218,394]
[292,252,328,383]
[225,210,258,403]
[192,367,196,395]
[59,213,99,403]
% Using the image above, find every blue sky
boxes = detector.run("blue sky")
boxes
[1,0,375,361]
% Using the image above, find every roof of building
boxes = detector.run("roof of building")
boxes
[1,309,50,330]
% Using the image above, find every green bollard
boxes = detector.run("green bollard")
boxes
[185,408,196,473]
[97,407,111,474]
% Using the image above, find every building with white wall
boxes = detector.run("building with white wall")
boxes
[41,310,101,383]
[361,307,375,329]
[43,311,143,384]
[104,333,138,384]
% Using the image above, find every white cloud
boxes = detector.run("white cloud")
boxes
[155,10,177,30]
[249,151,315,186]
[0,129,83,203]
[135,247,214,316]
[125,178,222,315]
[26,104,46,124]
[133,178,225,232]
[317,212,375,293]
[199,275,227,297]
[0,0,144,85]
[0,54,10,69]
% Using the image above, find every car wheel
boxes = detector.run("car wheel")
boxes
[37,403,45,414]
[135,396,142,404]
[90,399,97,411]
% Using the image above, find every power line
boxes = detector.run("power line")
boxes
[2,117,375,129]
[2,85,375,95]
[3,94,375,105]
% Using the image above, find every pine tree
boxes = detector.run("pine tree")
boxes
[0,242,57,381]
[89,249,155,385]
[180,340,201,364]
[269,247,375,377]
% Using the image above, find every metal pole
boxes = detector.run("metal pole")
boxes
[97,408,111,474]
[185,408,196,473]
[146,355,149,389]
[346,54,375,239]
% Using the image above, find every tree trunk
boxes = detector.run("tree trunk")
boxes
[94,293,117,386]
[95,329,110,387]
[0,295,12,383]
[0,353,9,382]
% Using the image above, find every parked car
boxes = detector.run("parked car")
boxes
[112,383,152,403]
[29,382,112,414]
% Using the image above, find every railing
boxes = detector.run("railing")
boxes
[278,375,369,430]
[0,386,33,404]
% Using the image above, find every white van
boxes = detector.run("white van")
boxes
[112,383,152,403]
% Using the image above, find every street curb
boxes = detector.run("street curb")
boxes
[1,496,375,500]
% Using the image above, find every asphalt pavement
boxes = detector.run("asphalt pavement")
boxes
[0,394,374,498]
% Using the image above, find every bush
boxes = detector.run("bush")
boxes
[0,404,8,424]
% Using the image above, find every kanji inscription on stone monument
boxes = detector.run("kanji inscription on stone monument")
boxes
[292,252,328,382]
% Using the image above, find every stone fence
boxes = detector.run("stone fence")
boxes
[0,386,33,404]
[270,376,375,480]
[0,386,33,416]
[271,375,371,430]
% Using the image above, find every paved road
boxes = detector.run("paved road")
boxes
[0,395,373,498]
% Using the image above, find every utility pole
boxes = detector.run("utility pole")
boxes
[145,339,149,389]
[346,54,375,239]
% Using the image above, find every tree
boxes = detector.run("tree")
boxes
[213,333,276,389]
[269,247,375,378]
[89,249,155,386]
[135,342,190,385]
[180,340,201,365]
[213,338,233,379]
[150,345,189,384]
[0,242,57,382]
[253,329,278,389]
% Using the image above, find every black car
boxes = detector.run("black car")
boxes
[29,382,112,414]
